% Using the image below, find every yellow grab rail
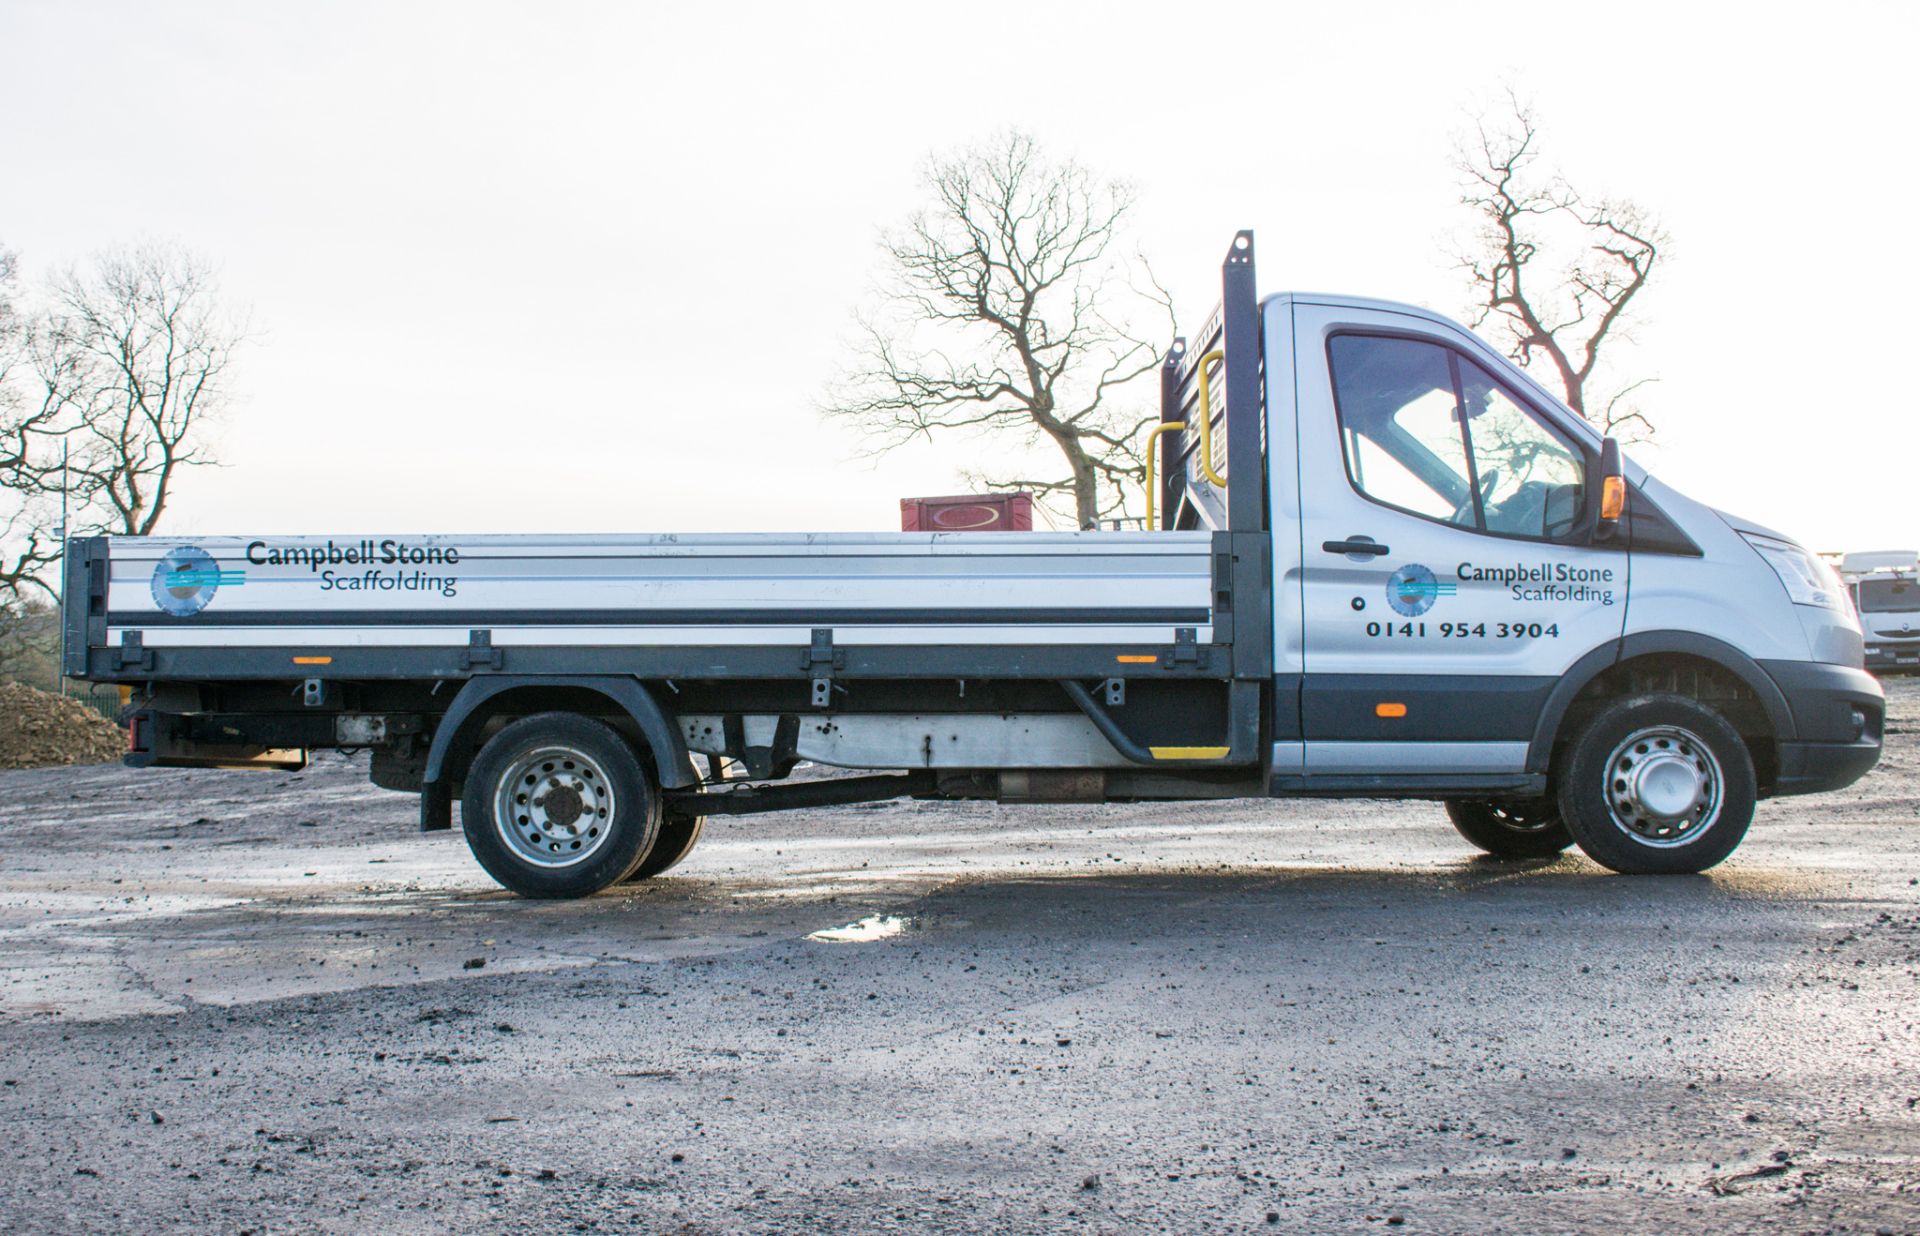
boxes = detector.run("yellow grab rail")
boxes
[1142,347,1230,529]
[1194,349,1228,488]
[1143,421,1185,529]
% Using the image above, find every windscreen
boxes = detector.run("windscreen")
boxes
[1857,578,1920,612]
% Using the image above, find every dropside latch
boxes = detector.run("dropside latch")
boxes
[1173,627,1199,665]
[804,628,844,708]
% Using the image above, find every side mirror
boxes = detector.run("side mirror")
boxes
[1594,436,1626,542]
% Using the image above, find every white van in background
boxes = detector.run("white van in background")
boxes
[1841,551,1920,673]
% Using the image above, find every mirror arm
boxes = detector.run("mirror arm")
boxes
[1594,436,1625,543]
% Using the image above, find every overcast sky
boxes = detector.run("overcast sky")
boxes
[2,1,1913,551]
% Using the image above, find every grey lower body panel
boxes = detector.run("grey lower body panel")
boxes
[1280,740,1530,776]
[1266,740,1539,798]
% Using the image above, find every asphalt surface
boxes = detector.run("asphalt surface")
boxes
[1,683,1917,1234]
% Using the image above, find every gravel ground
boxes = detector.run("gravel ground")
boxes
[0,681,1916,1234]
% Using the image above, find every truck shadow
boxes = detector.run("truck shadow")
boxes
[3,839,1839,1022]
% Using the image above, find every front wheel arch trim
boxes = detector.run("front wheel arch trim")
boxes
[1525,631,1796,775]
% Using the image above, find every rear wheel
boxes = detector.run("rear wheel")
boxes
[623,809,706,881]
[461,713,660,898]
[1556,694,1756,874]
[1443,798,1572,858]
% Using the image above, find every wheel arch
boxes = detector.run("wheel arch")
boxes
[1527,632,1794,785]
[419,675,694,831]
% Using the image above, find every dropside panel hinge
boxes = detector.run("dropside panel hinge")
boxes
[117,629,153,671]
[465,629,504,670]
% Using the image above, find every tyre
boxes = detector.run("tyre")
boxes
[623,809,706,881]
[1556,693,1756,875]
[460,713,661,898]
[1444,798,1573,858]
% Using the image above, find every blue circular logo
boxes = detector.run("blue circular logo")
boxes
[151,545,224,616]
[1386,563,1442,617]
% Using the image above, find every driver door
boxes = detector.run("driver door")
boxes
[1292,304,1627,777]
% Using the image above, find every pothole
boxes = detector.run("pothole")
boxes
[805,914,913,943]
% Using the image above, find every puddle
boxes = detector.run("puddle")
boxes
[805,914,914,943]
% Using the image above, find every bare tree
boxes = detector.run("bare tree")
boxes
[1456,93,1669,439]
[825,132,1172,528]
[42,244,239,535]
[0,241,240,605]
[0,243,62,602]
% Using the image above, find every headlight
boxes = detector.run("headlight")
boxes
[1744,534,1845,609]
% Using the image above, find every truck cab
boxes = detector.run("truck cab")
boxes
[1156,234,1879,816]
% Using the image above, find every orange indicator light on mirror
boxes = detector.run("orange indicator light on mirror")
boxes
[1600,475,1627,521]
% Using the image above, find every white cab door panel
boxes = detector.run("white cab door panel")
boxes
[1291,302,1628,773]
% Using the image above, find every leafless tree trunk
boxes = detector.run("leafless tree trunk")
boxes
[1456,93,1668,439]
[824,132,1172,529]
[0,241,240,605]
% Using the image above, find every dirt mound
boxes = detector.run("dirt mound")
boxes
[0,681,126,769]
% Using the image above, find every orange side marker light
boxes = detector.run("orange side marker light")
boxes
[1376,702,1407,718]
[1600,475,1627,522]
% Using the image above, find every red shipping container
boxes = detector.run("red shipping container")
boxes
[899,493,1035,532]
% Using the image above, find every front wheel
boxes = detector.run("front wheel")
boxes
[1444,799,1572,858]
[461,713,661,898]
[1556,694,1756,875]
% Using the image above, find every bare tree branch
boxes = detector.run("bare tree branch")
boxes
[0,240,241,605]
[1454,90,1668,441]
[823,132,1173,528]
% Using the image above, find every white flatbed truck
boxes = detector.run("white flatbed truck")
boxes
[61,232,1884,897]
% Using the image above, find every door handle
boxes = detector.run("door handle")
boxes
[1322,537,1390,557]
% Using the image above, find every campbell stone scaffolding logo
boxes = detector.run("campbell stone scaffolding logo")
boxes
[1386,563,1455,617]
[150,546,246,616]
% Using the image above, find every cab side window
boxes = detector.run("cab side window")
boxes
[1456,360,1585,539]
[1329,336,1475,528]
[1329,334,1586,542]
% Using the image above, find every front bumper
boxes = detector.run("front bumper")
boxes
[1774,739,1884,796]
[1758,659,1884,796]
[1865,640,1920,673]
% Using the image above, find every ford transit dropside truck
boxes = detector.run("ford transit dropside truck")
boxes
[61,231,1884,897]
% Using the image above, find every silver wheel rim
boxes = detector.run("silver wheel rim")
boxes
[493,745,617,868]
[1484,802,1558,834]
[1603,724,1722,848]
